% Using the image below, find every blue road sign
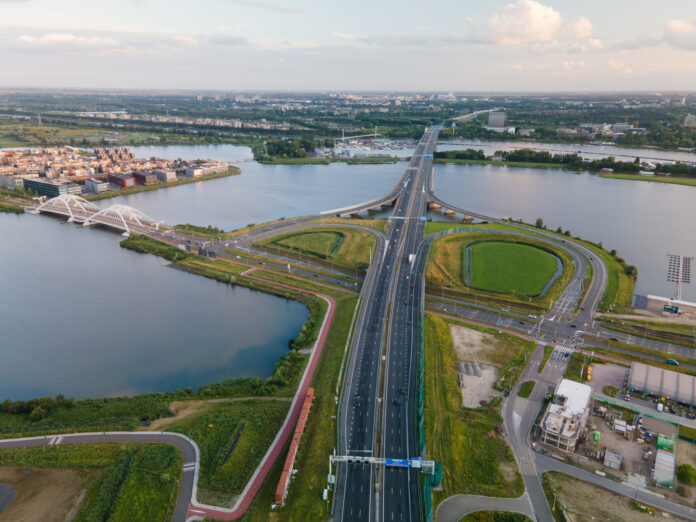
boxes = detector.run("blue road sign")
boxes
[386,458,409,468]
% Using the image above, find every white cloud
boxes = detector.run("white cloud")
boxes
[19,33,119,48]
[666,19,693,34]
[608,60,634,74]
[467,0,563,45]
[225,0,307,14]
[571,17,593,39]
[171,35,198,48]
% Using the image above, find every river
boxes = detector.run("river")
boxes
[3,141,695,399]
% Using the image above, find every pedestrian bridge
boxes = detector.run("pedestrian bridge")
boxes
[30,194,165,235]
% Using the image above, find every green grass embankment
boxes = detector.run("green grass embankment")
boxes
[0,201,24,213]
[84,167,240,202]
[518,381,536,398]
[434,157,570,170]
[424,313,524,510]
[600,173,696,188]
[262,226,376,271]
[0,443,181,521]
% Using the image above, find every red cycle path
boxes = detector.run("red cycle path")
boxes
[187,267,337,520]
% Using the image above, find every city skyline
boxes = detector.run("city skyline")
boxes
[2,0,696,91]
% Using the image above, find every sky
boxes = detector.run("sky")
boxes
[1,0,696,91]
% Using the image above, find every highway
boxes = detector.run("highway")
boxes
[335,127,439,521]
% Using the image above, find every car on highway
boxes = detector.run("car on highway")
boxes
[570,324,576,328]
[666,358,680,366]
[610,337,619,341]
[519,321,525,325]
[500,308,508,312]
[392,399,399,406]
[353,396,361,407]
[581,306,585,310]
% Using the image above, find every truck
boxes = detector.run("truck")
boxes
[408,254,416,264]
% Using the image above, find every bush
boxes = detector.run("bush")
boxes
[677,464,696,485]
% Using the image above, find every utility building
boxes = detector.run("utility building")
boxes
[628,362,696,406]
[539,379,592,451]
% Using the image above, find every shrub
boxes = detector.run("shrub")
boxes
[677,464,696,485]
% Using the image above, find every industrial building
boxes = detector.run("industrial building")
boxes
[628,362,696,406]
[84,178,110,194]
[132,171,158,185]
[654,449,676,486]
[0,175,24,189]
[603,449,623,470]
[539,379,592,451]
[108,173,135,189]
[23,177,81,197]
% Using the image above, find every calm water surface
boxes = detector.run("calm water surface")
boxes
[0,213,307,400]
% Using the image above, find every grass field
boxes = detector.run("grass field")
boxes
[265,226,376,270]
[469,241,559,296]
[425,313,524,509]
[427,232,572,309]
[165,400,288,503]
[0,443,181,521]
[518,381,536,398]
[276,231,343,258]
[600,173,696,188]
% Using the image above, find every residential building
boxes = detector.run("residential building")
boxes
[154,168,177,182]
[23,178,81,198]
[85,178,110,194]
[108,173,135,189]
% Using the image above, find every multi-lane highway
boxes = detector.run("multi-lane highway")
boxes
[335,126,439,521]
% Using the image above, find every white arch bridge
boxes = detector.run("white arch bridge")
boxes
[30,194,167,235]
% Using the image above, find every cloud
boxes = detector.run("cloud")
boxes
[225,0,307,14]
[19,33,119,49]
[465,0,563,45]
[570,16,593,39]
[663,30,696,50]
[608,60,634,74]
[209,34,248,46]
[666,19,693,34]
[171,35,198,48]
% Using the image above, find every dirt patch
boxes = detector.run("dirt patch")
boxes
[450,325,498,362]
[141,397,292,431]
[458,362,499,408]
[0,467,97,522]
[498,461,520,485]
[142,400,212,430]
[548,472,689,521]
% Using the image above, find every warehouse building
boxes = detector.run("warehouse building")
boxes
[539,379,592,451]
[654,449,676,487]
[628,362,696,406]
[23,177,81,197]
[108,173,135,189]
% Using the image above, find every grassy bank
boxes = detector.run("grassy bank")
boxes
[0,201,24,213]
[538,345,554,374]
[434,157,570,170]
[600,173,696,188]
[262,226,376,271]
[84,166,240,202]
[0,443,181,521]
[425,313,524,509]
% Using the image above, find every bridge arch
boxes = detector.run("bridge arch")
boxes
[83,204,161,233]
[35,194,101,222]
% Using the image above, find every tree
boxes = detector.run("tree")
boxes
[678,464,696,485]
[30,406,48,422]
[535,217,544,229]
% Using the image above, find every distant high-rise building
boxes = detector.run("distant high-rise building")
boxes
[488,111,508,128]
